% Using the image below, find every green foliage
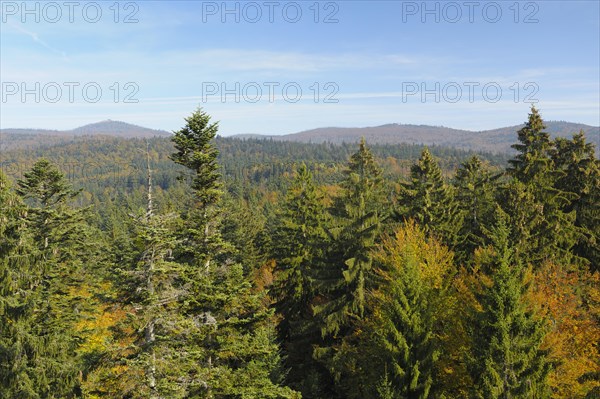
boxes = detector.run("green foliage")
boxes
[396,148,463,248]
[271,164,330,397]
[2,108,596,398]
[468,209,550,398]
[504,107,581,265]
[453,156,497,263]
[552,131,600,270]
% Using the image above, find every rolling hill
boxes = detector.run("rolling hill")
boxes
[233,121,600,153]
[2,120,598,154]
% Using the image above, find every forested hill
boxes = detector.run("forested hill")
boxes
[3,119,597,153]
[0,135,509,212]
[233,120,600,153]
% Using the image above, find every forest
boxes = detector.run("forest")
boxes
[0,107,598,398]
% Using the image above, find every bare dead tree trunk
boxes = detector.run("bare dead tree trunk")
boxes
[145,141,158,398]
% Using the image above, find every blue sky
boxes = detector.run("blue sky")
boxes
[1,0,599,135]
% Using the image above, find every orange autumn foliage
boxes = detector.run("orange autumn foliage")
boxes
[529,262,600,398]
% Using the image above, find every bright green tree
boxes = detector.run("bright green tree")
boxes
[316,221,457,399]
[468,209,550,399]
[170,108,299,398]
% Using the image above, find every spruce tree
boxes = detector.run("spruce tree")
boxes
[316,138,387,337]
[468,209,550,398]
[552,131,600,270]
[271,163,330,397]
[397,148,463,248]
[504,107,580,264]
[0,161,87,398]
[454,156,497,263]
[312,139,387,398]
[170,108,299,398]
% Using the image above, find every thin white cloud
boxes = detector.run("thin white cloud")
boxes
[5,22,67,58]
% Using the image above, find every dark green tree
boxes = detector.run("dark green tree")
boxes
[552,131,600,270]
[0,161,90,398]
[504,107,580,265]
[396,148,463,248]
[453,156,497,263]
[271,163,330,397]
[312,139,387,398]
[317,138,387,336]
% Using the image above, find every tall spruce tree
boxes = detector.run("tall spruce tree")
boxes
[0,161,88,397]
[552,131,600,270]
[316,138,387,336]
[170,108,299,398]
[312,139,387,398]
[0,171,43,399]
[397,148,463,248]
[505,107,580,264]
[271,163,330,397]
[468,209,550,399]
[454,156,497,263]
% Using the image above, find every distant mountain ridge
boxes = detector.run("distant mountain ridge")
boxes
[232,121,600,153]
[1,120,171,139]
[2,120,598,154]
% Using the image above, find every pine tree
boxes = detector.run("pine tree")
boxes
[397,148,463,248]
[468,209,550,398]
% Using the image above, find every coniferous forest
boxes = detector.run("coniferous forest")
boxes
[1,107,599,398]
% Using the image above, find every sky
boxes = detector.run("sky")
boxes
[0,0,599,135]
